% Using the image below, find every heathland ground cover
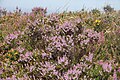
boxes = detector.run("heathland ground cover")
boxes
[0,6,120,80]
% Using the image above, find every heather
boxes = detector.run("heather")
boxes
[0,7,120,80]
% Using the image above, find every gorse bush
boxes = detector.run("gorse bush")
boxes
[0,7,120,80]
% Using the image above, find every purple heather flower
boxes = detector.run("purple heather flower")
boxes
[29,12,35,18]
[117,67,120,72]
[16,47,25,53]
[6,75,16,80]
[9,34,17,39]
[32,7,46,13]
[113,69,117,80]
[6,77,11,80]
[80,38,90,45]
[85,52,93,62]
[25,51,33,58]
[63,63,82,80]
[98,60,112,72]
[66,35,74,46]
[75,18,81,23]
[84,29,99,38]
[31,7,47,16]
[39,61,58,77]
[41,52,48,58]
[98,31,105,44]
[5,31,21,44]
[49,13,59,22]
[116,29,120,34]
[0,68,3,74]
[60,21,75,33]
[30,66,34,72]
[41,51,52,59]
[57,55,68,65]
[48,36,68,51]
[19,51,33,61]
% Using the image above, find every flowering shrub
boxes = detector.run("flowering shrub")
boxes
[0,7,120,80]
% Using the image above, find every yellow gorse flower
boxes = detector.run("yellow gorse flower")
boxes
[95,20,101,23]
[94,20,101,26]
[14,52,18,55]
[8,53,11,57]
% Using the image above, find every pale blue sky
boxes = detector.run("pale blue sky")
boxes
[0,0,120,13]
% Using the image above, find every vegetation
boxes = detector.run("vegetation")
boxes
[0,6,120,80]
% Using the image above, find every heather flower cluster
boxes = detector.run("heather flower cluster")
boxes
[98,60,112,72]
[63,64,82,80]
[5,31,21,44]
[57,55,68,65]
[0,6,120,80]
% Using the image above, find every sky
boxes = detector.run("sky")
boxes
[0,0,120,13]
